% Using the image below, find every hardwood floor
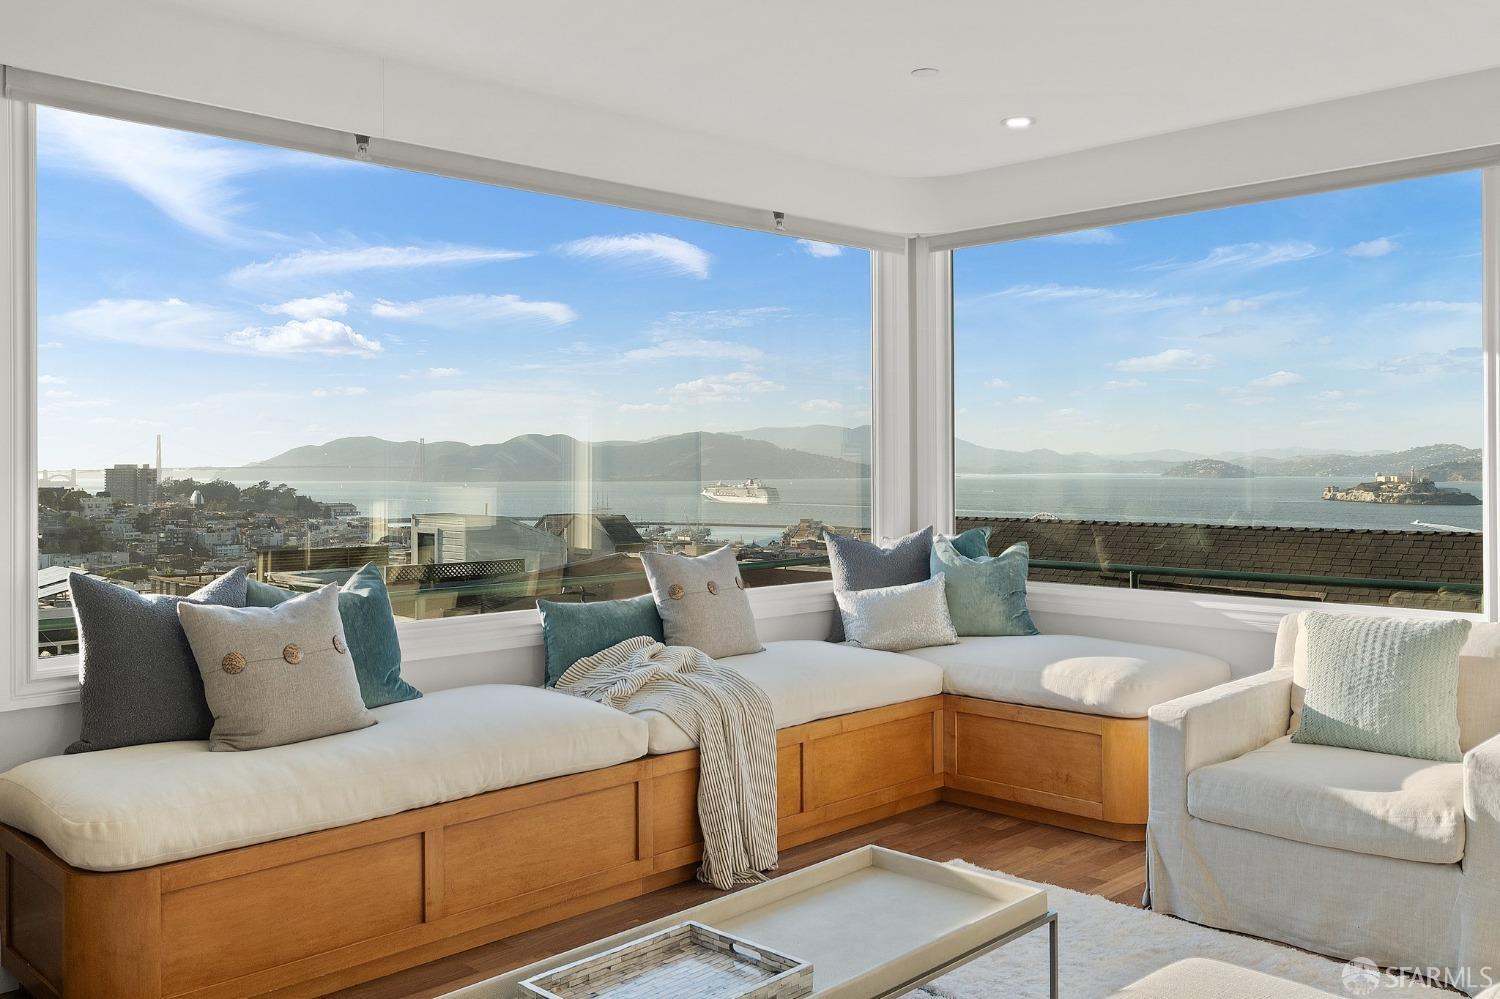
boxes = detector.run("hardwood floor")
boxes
[333,802,1147,999]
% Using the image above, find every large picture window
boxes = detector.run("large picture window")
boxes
[34,107,872,657]
[953,170,1483,610]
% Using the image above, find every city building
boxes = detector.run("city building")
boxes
[102,463,157,507]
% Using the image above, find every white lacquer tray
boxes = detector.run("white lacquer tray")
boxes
[449,846,1053,999]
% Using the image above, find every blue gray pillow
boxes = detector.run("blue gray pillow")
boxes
[944,526,992,560]
[245,563,420,708]
[1292,613,1469,762]
[537,594,665,686]
[825,527,934,641]
[931,537,1039,637]
[68,567,248,753]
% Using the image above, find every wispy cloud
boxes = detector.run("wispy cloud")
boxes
[560,233,711,279]
[54,297,239,352]
[801,398,845,412]
[1014,395,1042,404]
[795,239,843,258]
[985,378,1011,389]
[371,293,577,327]
[1104,378,1146,389]
[984,283,1188,314]
[1347,237,1398,258]
[625,337,764,363]
[36,108,325,244]
[619,402,671,414]
[37,374,66,385]
[1146,241,1322,275]
[1043,227,1119,245]
[426,367,462,378]
[1248,370,1306,388]
[1199,291,1298,315]
[226,318,382,356]
[1111,348,1216,372]
[311,386,369,397]
[232,245,532,283]
[664,370,782,404]
[1389,300,1481,315]
[266,291,352,320]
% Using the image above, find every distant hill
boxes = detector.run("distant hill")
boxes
[244,428,1481,485]
[247,432,867,482]
[1163,459,1252,479]
[1245,444,1480,478]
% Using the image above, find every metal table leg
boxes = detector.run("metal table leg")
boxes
[1049,913,1059,998]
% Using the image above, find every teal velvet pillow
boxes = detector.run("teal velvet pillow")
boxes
[944,526,991,560]
[537,594,665,687]
[1292,613,1469,762]
[245,563,420,708]
[930,537,1039,637]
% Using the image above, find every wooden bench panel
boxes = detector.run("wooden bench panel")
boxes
[161,835,423,994]
[443,783,638,915]
[953,711,1104,803]
[804,713,935,809]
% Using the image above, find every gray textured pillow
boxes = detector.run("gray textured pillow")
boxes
[178,584,375,751]
[835,575,958,652]
[640,544,763,659]
[824,527,933,641]
[68,567,248,753]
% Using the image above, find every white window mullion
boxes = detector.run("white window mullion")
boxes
[870,247,913,543]
[1482,167,1500,622]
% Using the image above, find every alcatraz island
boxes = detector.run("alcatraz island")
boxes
[1322,472,1481,506]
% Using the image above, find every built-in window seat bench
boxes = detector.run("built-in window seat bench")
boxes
[0,637,1227,999]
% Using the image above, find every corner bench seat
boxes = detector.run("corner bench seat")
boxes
[903,634,1231,717]
[643,640,944,754]
[0,684,648,871]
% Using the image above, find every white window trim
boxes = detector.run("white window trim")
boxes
[933,161,1500,629]
[4,68,1500,708]
[0,78,887,711]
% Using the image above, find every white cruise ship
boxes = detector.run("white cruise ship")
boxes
[700,479,781,504]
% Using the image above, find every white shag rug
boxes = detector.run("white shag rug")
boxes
[915,865,1454,998]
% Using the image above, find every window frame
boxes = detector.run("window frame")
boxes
[937,163,1500,630]
[0,74,899,710]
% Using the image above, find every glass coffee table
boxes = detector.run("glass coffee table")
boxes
[448,846,1059,999]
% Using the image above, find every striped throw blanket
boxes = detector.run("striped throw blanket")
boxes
[557,635,778,889]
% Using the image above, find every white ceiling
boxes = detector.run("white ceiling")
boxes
[166,0,1500,179]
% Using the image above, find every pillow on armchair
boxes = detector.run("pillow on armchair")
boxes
[1278,611,1500,753]
[1289,612,1469,762]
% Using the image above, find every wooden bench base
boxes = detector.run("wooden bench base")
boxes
[0,694,1147,998]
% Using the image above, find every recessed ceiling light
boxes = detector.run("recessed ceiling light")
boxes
[1002,115,1036,130]
[909,67,940,78]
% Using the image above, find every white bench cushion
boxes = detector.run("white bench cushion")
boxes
[643,640,943,754]
[902,635,1230,718]
[0,685,649,871]
[1187,736,1465,865]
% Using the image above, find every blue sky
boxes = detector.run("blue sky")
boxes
[955,169,1483,456]
[35,107,872,469]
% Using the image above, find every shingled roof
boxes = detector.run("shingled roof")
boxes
[955,516,1482,611]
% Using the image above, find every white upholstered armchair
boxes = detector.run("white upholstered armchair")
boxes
[1148,612,1500,995]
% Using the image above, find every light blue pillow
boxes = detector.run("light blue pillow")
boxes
[246,563,420,708]
[944,526,991,560]
[537,594,665,687]
[1292,613,1469,762]
[930,537,1039,637]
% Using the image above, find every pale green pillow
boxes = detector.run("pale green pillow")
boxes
[1292,613,1470,762]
